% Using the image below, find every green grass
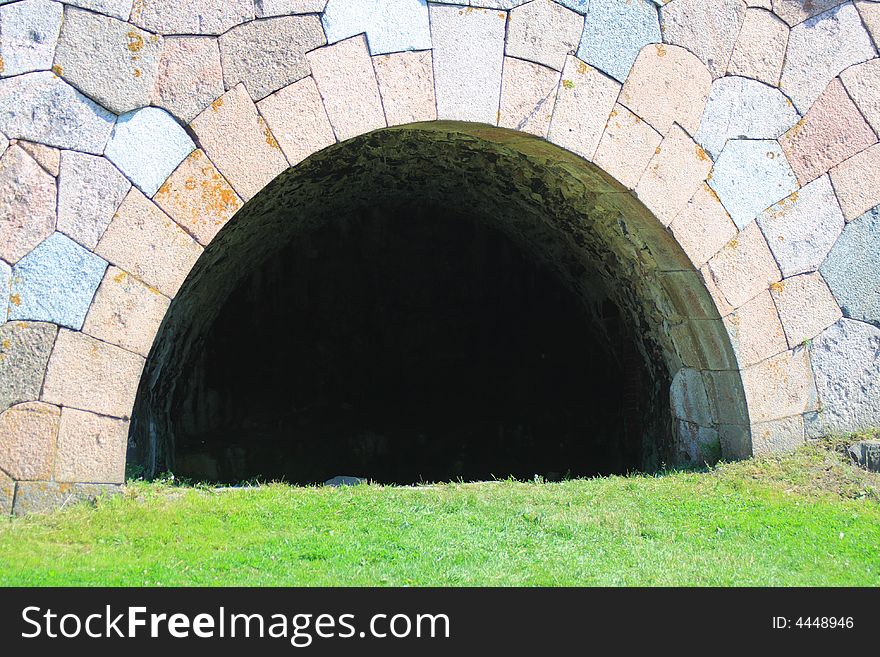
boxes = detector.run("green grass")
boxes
[2,437,879,586]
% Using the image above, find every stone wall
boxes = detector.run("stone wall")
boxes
[1,0,878,513]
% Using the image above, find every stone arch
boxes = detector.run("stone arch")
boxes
[0,0,877,512]
[129,121,748,480]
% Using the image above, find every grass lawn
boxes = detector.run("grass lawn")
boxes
[1,437,879,586]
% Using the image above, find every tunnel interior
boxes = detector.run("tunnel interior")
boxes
[130,123,748,485]
[172,202,647,484]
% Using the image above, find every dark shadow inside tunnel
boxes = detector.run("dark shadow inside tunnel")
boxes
[127,122,744,486]
[170,202,648,485]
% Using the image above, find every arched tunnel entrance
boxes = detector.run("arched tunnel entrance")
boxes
[129,123,749,485]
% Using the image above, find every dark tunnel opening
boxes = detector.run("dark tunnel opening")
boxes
[127,123,743,486]
[171,202,651,485]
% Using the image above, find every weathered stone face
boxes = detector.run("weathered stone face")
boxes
[53,7,164,115]
[151,36,225,124]
[42,328,146,419]
[57,151,131,251]
[811,319,880,435]
[12,481,120,515]
[821,206,880,327]
[0,401,60,481]
[578,0,659,82]
[8,232,108,329]
[0,321,58,414]
[104,107,196,197]
[0,145,56,264]
[547,55,620,161]
[0,0,64,78]
[757,175,844,279]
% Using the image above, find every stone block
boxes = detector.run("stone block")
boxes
[659,270,721,320]
[53,7,163,115]
[0,72,115,154]
[705,221,781,309]
[55,407,128,483]
[670,367,713,425]
[634,124,712,227]
[13,481,120,515]
[840,58,880,137]
[756,174,844,278]
[829,143,880,221]
[577,0,659,82]
[153,149,242,246]
[0,0,63,77]
[0,145,56,264]
[727,8,788,86]
[722,290,788,367]
[741,347,818,423]
[42,328,145,419]
[660,0,745,78]
[847,440,880,473]
[718,423,751,460]
[9,233,107,330]
[498,57,559,138]
[219,15,326,101]
[770,272,842,347]
[700,262,735,318]
[619,43,711,135]
[780,79,876,185]
[708,139,798,230]
[82,266,171,357]
[704,370,750,425]
[130,0,254,35]
[820,205,880,326]
[322,0,431,55]
[669,183,738,268]
[507,0,584,72]
[678,420,722,464]
[751,415,805,455]
[0,321,57,414]
[258,77,336,166]
[373,50,437,127]
[547,56,620,161]
[429,4,506,124]
[670,318,737,371]
[0,401,59,481]
[810,319,880,435]
[780,3,875,113]
[593,104,662,190]
[95,189,203,298]
[105,107,196,198]
[695,76,799,160]
[307,36,387,142]
[57,151,131,250]
[152,36,225,124]
[190,85,290,201]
